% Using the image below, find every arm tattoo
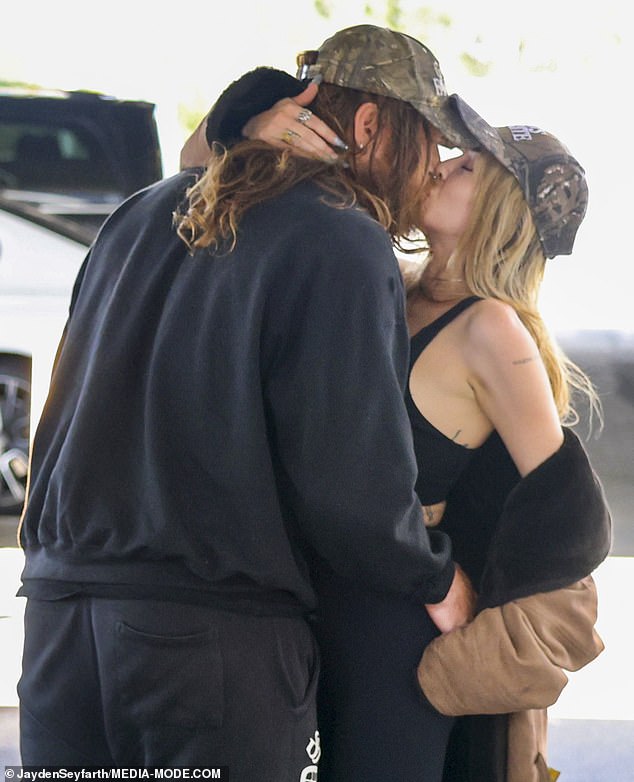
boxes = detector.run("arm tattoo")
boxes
[452,429,469,447]
[512,355,538,365]
[423,505,436,526]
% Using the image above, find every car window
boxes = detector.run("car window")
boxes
[0,120,119,194]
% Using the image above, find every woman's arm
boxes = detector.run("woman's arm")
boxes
[464,298,564,476]
[180,77,347,169]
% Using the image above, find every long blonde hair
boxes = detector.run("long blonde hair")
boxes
[412,152,601,428]
[175,84,434,253]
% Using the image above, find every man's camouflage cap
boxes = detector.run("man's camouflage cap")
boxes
[452,95,588,258]
[296,24,475,150]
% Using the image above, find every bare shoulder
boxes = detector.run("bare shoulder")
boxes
[462,298,538,363]
[465,298,523,334]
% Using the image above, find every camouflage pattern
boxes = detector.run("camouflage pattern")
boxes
[452,95,588,258]
[296,25,477,150]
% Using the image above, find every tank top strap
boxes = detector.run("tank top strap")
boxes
[409,295,482,365]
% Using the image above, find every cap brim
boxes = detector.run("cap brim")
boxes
[450,94,509,165]
[410,96,480,149]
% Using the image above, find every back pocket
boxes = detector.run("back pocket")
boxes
[115,621,224,729]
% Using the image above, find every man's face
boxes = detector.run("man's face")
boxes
[363,120,441,195]
[409,126,442,197]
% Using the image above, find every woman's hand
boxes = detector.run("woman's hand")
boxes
[242,81,349,163]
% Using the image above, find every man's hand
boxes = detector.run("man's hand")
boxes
[425,564,477,634]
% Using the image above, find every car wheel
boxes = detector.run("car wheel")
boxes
[0,355,31,515]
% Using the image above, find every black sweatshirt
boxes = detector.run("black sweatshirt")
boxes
[19,170,454,615]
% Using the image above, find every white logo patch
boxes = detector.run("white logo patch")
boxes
[509,125,545,142]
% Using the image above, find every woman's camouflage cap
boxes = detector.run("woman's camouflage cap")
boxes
[452,95,588,258]
[296,24,475,150]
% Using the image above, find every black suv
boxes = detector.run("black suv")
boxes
[0,86,163,238]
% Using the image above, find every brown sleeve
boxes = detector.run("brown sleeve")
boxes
[417,576,604,716]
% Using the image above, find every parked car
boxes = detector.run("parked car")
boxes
[0,86,164,514]
[0,197,89,512]
[0,86,163,238]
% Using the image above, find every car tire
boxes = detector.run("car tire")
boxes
[0,354,31,515]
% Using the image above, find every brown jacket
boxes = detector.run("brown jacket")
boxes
[420,428,611,781]
[418,577,604,781]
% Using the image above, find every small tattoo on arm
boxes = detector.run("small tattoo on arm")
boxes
[452,430,468,447]
[512,355,537,365]
[423,506,435,525]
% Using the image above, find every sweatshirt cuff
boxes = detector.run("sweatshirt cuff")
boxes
[412,557,455,605]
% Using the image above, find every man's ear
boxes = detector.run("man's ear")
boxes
[353,102,379,151]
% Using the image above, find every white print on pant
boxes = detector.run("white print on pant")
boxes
[300,730,321,781]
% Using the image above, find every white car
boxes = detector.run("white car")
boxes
[0,198,89,513]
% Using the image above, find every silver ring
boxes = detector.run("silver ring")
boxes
[297,108,312,124]
[281,129,301,146]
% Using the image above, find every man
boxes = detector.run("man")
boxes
[18,25,474,777]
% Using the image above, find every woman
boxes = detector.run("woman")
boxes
[186,75,611,781]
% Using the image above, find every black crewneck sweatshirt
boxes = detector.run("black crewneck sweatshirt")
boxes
[19,170,454,614]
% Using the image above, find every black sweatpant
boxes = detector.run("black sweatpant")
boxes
[19,596,320,780]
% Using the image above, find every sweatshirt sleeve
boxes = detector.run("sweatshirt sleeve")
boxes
[261,207,455,604]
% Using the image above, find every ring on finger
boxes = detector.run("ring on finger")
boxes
[296,108,312,124]
[281,129,301,146]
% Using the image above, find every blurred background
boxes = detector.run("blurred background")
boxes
[1,0,633,778]
[5,0,630,329]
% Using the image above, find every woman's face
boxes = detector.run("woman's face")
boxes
[419,151,479,244]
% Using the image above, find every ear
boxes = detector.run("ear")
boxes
[353,102,379,151]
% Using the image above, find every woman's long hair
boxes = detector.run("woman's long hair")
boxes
[175,84,434,253]
[410,152,601,428]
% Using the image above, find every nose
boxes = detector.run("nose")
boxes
[435,152,470,180]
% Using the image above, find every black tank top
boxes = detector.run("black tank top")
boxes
[405,296,482,505]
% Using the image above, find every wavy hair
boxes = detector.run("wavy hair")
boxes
[175,84,434,253]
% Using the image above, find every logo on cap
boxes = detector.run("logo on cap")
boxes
[509,126,545,142]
